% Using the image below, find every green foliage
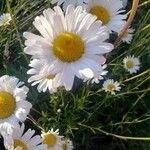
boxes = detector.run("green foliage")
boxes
[0,0,150,149]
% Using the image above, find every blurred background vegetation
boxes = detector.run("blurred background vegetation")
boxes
[0,0,150,149]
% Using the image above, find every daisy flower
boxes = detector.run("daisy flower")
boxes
[51,0,88,10]
[103,79,121,95]
[24,5,113,91]
[91,65,108,84]
[123,55,140,74]
[0,75,32,133]
[122,28,135,44]
[0,13,11,27]
[3,123,47,150]
[62,139,74,150]
[27,59,59,93]
[84,65,108,84]
[86,0,127,33]
[41,128,63,150]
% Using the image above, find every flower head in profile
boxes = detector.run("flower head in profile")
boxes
[122,28,135,44]
[84,65,108,84]
[103,79,121,95]
[123,55,140,74]
[0,75,32,133]
[86,0,127,33]
[2,124,47,150]
[41,128,63,150]
[62,139,74,150]
[0,13,11,27]
[24,5,113,91]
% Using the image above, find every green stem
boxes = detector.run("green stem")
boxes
[115,88,150,97]
[122,70,150,83]
[28,115,45,131]
[6,0,29,63]
[122,91,149,122]
[78,123,150,141]
[112,114,150,126]
[31,107,42,115]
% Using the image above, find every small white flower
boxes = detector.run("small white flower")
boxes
[0,13,11,27]
[84,65,108,84]
[27,59,59,93]
[51,0,88,10]
[122,28,135,44]
[62,139,74,150]
[0,75,32,133]
[41,128,63,150]
[123,55,140,74]
[57,109,61,113]
[103,79,121,95]
[86,0,127,33]
[24,5,113,91]
[2,123,47,150]
[91,65,108,84]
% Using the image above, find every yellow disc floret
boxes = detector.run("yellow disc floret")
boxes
[46,74,56,79]
[2,18,9,25]
[90,6,110,25]
[43,133,57,147]
[53,32,84,62]
[0,91,16,119]
[14,139,27,150]
[126,60,135,69]
[107,84,115,91]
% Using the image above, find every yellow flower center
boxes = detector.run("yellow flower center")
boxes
[107,84,115,91]
[43,133,57,147]
[2,18,9,25]
[126,60,135,69]
[14,139,27,150]
[0,91,16,119]
[52,32,84,62]
[46,74,56,79]
[90,6,110,25]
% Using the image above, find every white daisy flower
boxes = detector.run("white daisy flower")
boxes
[83,65,108,84]
[3,123,47,150]
[0,13,11,27]
[24,5,114,91]
[0,75,32,133]
[103,79,121,95]
[27,59,59,93]
[91,65,108,84]
[123,55,140,74]
[41,128,63,150]
[86,0,127,33]
[62,139,74,150]
[122,28,135,44]
[51,0,88,10]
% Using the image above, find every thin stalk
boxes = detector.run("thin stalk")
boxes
[28,115,45,131]
[122,69,150,83]
[78,123,150,141]
[6,0,29,63]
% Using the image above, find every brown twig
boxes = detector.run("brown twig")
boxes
[114,0,140,48]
